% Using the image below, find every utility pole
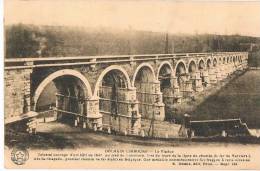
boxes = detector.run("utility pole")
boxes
[128,25,133,55]
[165,32,169,54]
[172,37,175,53]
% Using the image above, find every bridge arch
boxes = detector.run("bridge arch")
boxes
[133,63,157,119]
[132,63,156,87]
[198,58,206,70]
[157,61,174,79]
[33,69,92,111]
[213,58,218,67]
[188,59,197,73]
[157,61,174,121]
[174,60,187,76]
[188,60,198,91]
[206,58,212,69]
[219,57,222,65]
[174,60,187,96]
[96,65,133,128]
[94,65,132,97]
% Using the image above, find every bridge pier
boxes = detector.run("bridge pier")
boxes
[189,71,203,92]
[125,87,141,134]
[153,80,165,121]
[215,68,222,81]
[208,68,217,85]
[170,76,182,103]
[85,97,103,131]
[228,64,233,76]
[182,76,193,99]
[99,84,141,134]
[220,65,228,80]
[201,70,210,87]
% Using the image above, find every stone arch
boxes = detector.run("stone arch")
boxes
[206,58,212,68]
[198,58,206,70]
[132,63,156,87]
[223,57,226,64]
[175,60,188,98]
[157,61,174,79]
[219,57,222,65]
[33,69,92,111]
[133,63,158,119]
[174,60,187,75]
[213,58,218,67]
[188,60,197,73]
[94,65,132,97]
[157,61,174,121]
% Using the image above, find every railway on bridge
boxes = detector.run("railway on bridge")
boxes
[4,52,248,136]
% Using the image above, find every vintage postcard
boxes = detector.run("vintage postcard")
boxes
[3,0,260,169]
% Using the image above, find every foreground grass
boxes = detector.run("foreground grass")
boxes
[5,122,260,149]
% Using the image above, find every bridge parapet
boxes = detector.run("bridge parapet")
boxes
[5,52,248,70]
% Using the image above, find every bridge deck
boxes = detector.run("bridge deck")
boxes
[5,52,247,70]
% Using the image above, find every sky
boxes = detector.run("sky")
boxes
[4,0,260,37]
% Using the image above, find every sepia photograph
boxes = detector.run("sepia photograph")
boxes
[3,0,260,169]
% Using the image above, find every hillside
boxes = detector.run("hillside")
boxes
[5,24,260,60]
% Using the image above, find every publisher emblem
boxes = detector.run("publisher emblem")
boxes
[11,147,29,165]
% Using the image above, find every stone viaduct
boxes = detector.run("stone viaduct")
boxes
[4,52,248,134]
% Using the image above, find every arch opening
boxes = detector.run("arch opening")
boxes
[188,61,197,73]
[98,69,131,132]
[158,63,174,121]
[175,62,187,97]
[134,65,157,119]
[198,59,206,83]
[219,58,222,65]
[34,70,91,125]
[198,60,205,70]
[99,70,129,115]
[158,63,172,90]
[207,59,212,69]
[213,58,217,67]
[188,61,197,91]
